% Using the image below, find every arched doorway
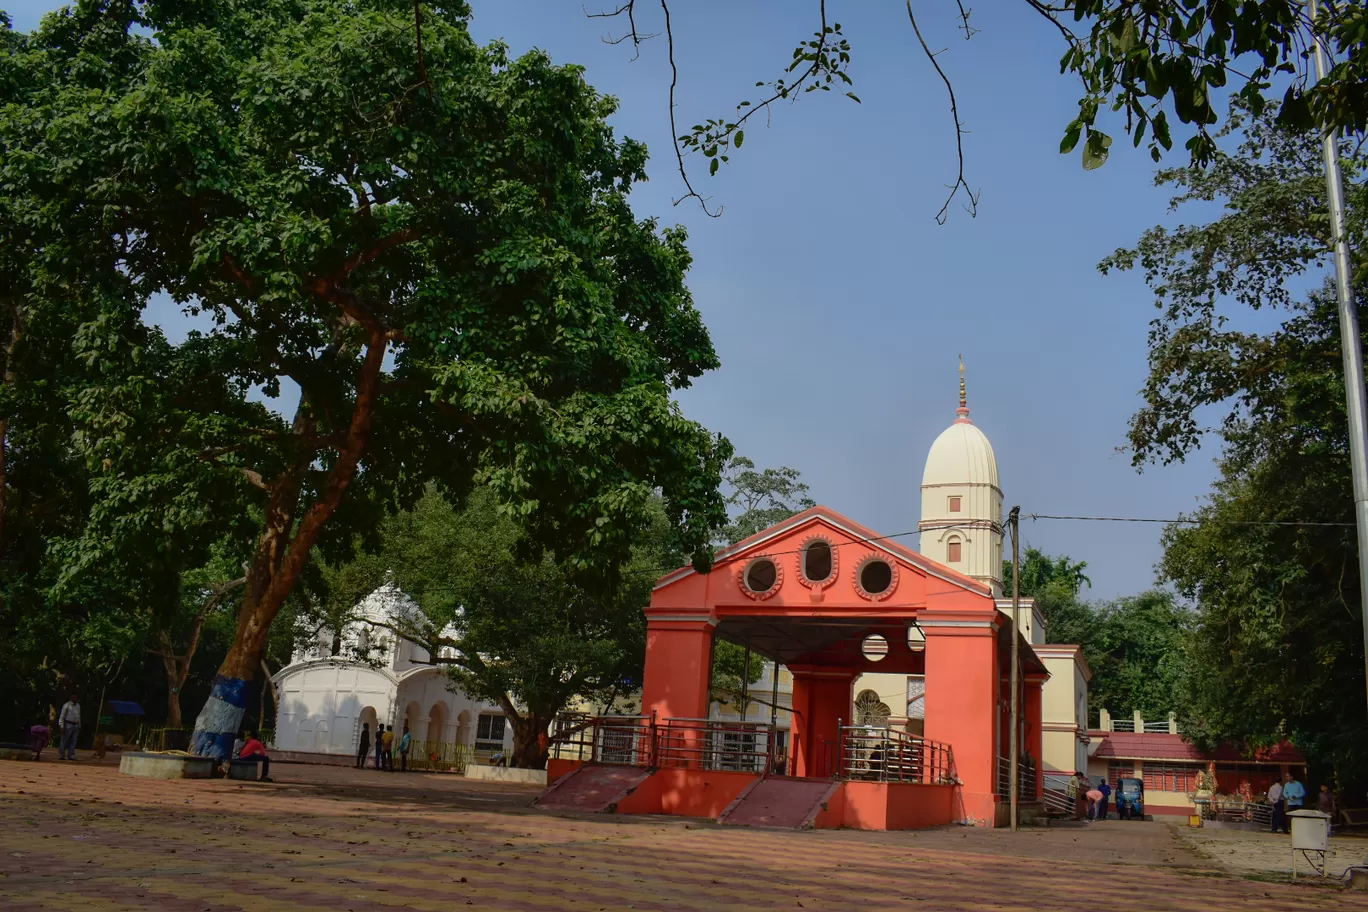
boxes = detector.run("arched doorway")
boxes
[426,702,448,744]
[402,701,421,737]
[357,706,379,756]
[456,709,472,748]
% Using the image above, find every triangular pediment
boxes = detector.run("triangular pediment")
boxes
[652,505,992,611]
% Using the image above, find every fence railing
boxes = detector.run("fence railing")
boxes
[1109,719,1136,732]
[405,739,474,774]
[656,718,775,773]
[996,755,1039,798]
[1142,721,1171,733]
[548,714,656,767]
[837,725,954,785]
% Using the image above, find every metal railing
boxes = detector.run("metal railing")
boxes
[1142,721,1171,733]
[1041,773,1076,816]
[548,714,656,767]
[1109,719,1136,732]
[996,755,1039,798]
[837,725,954,785]
[656,718,776,773]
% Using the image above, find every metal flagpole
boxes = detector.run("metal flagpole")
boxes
[1009,506,1021,832]
[1308,0,1368,711]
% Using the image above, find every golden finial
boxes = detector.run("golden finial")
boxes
[958,355,967,410]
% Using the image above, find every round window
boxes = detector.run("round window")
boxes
[860,559,893,594]
[861,634,889,662]
[803,540,833,583]
[744,558,778,593]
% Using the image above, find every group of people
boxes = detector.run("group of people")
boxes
[1068,773,1136,821]
[1264,773,1337,834]
[354,722,412,771]
[26,694,83,761]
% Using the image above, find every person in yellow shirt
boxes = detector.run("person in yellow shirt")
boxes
[381,725,395,771]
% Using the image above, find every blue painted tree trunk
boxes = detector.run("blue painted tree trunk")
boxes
[190,675,250,761]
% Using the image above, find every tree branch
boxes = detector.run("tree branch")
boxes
[905,0,979,224]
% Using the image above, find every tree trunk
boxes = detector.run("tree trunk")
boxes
[189,328,388,760]
[508,713,552,770]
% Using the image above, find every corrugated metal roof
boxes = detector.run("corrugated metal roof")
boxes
[1090,731,1303,764]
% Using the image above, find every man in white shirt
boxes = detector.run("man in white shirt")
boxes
[57,695,81,761]
[1267,778,1285,834]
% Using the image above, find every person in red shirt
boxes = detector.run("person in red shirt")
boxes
[238,730,272,782]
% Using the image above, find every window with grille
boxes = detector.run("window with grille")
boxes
[475,713,506,753]
[1142,762,1200,792]
[1108,760,1134,782]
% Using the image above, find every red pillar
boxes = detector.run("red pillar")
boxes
[1025,673,1046,799]
[789,668,855,778]
[640,617,714,721]
[921,608,1001,826]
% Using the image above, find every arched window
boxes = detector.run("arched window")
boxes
[947,538,962,563]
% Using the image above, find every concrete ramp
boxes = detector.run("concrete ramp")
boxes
[535,765,654,813]
[719,777,839,829]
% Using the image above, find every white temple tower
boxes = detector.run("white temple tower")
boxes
[919,361,1004,596]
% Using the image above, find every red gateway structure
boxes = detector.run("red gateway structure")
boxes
[539,505,1048,830]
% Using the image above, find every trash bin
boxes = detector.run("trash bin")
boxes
[1290,809,1331,852]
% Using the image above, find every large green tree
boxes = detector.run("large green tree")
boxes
[1103,100,1367,784]
[1006,548,1189,720]
[2,0,729,760]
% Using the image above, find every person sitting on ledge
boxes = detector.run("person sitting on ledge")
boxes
[238,730,272,782]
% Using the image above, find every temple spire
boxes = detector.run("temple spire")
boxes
[956,356,971,423]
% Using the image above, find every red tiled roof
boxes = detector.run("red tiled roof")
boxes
[1090,731,1304,764]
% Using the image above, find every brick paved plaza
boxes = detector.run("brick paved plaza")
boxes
[1,757,1362,911]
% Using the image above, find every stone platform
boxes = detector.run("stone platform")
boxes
[118,752,215,779]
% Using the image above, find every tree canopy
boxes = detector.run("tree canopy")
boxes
[1,0,730,759]
[1103,99,1366,786]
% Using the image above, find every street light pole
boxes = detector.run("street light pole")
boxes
[1008,505,1021,832]
[1308,0,1368,711]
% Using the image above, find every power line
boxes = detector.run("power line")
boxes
[1026,513,1354,528]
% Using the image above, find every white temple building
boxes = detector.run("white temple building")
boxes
[271,583,514,759]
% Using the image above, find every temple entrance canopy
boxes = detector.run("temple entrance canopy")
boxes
[641,505,1047,825]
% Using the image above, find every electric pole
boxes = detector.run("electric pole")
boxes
[1307,0,1368,716]
[1008,505,1021,832]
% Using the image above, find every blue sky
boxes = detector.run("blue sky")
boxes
[5,1,1303,599]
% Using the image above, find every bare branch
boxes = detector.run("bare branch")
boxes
[954,1,979,39]
[586,1,657,59]
[413,1,430,89]
[905,0,979,224]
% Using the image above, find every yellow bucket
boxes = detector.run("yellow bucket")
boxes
[1188,814,1203,828]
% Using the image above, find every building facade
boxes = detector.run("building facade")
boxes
[272,583,514,761]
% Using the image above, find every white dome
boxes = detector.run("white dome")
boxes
[921,418,1000,491]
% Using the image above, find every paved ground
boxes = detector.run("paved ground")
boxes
[1174,818,1368,880]
[2,755,1363,911]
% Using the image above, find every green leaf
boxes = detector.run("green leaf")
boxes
[1082,131,1113,170]
[709,157,720,175]
[734,130,744,149]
